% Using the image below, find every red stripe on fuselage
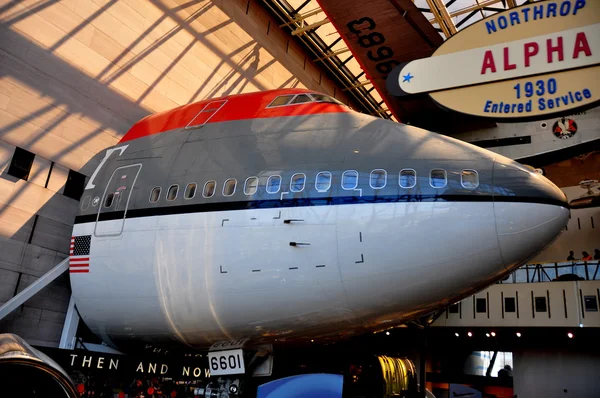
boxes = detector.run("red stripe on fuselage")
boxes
[119,89,349,143]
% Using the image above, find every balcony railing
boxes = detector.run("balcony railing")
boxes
[498,261,600,284]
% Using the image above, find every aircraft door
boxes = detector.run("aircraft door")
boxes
[94,164,142,237]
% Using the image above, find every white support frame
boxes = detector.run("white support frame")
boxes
[0,258,69,321]
[59,295,80,349]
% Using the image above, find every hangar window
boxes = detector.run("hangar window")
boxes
[64,170,86,201]
[167,184,179,201]
[7,147,35,181]
[291,94,312,104]
[223,179,237,197]
[430,169,447,188]
[315,171,332,192]
[535,297,547,312]
[370,169,387,189]
[149,187,161,203]
[184,183,197,199]
[449,303,459,314]
[203,181,216,198]
[342,170,359,190]
[461,170,479,189]
[504,297,516,313]
[584,296,598,312]
[267,95,295,107]
[244,177,259,195]
[476,298,487,313]
[104,193,114,208]
[399,169,416,188]
[266,175,281,194]
[290,173,306,192]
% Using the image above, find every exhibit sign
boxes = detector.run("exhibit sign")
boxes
[386,0,600,121]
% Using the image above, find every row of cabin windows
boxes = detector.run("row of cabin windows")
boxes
[267,92,344,108]
[148,169,480,203]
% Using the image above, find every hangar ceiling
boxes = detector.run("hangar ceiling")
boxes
[261,0,531,133]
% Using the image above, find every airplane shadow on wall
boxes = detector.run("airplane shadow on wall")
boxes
[0,0,309,344]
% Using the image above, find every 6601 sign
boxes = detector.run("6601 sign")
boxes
[207,349,245,376]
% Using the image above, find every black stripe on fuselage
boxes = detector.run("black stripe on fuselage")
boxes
[74,194,568,224]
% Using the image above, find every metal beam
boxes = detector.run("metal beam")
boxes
[0,258,68,320]
[431,0,458,35]
[424,0,452,37]
[59,295,80,349]
[343,80,372,90]
[279,7,324,27]
[291,17,330,36]
[315,47,350,61]
[429,0,504,23]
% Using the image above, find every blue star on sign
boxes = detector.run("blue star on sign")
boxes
[402,72,414,83]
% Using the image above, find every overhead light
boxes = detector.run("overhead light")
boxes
[386,331,390,336]
[311,339,314,343]
[516,332,521,337]
[467,331,473,337]
[567,332,574,339]
[454,333,459,337]
[579,323,584,328]
[491,332,496,337]
[486,333,490,337]
[353,150,359,154]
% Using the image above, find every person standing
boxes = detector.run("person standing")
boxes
[594,249,600,260]
[567,251,576,261]
[582,251,593,261]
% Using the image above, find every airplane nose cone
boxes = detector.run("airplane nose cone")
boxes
[493,159,569,270]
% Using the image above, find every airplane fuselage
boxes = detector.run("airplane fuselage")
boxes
[70,89,569,348]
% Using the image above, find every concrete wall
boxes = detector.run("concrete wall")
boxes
[0,0,354,346]
[513,349,600,398]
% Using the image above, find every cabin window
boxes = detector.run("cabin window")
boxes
[7,147,35,181]
[149,187,161,203]
[223,179,237,196]
[184,183,197,199]
[399,169,416,188]
[290,173,306,192]
[104,193,114,208]
[461,169,479,189]
[584,296,598,312]
[370,169,387,189]
[267,95,294,107]
[266,175,281,194]
[291,94,312,104]
[504,297,516,313]
[203,181,216,198]
[167,184,179,201]
[315,171,332,192]
[244,177,259,195]
[535,296,547,312]
[342,170,358,190]
[430,169,447,188]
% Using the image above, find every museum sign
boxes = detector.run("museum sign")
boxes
[387,0,600,120]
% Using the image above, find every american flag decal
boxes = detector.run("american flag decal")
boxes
[70,235,91,273]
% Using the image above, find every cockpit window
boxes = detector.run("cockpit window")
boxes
[430,169,447,188]
[291,94,312,104]
[267,95,295,107]
[310,93,343,105]
[104,193,114,208]
[461,170,479,189]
